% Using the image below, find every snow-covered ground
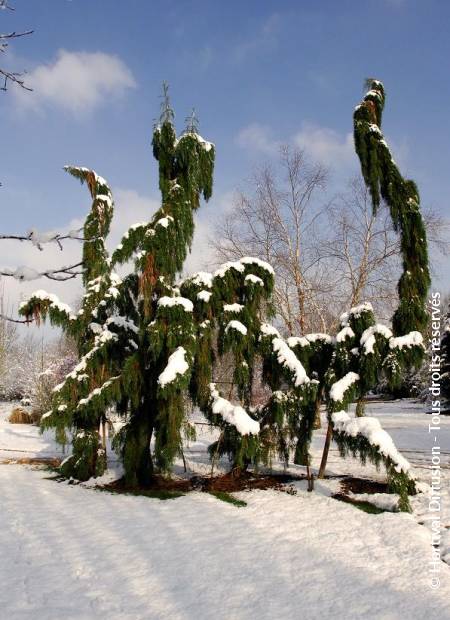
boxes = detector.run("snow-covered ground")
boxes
[1,399,450,619]
[0,402,66,461]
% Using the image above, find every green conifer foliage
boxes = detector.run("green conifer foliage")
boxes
[290,302,422,510]
[18,83,424,512]
[354,79,430,336]
[179,262,318,473]
[26,88,218,486]
[35,89,320,486]
[19,167,116,479]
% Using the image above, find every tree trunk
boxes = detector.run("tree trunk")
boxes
[355,397,365,417]
[122,409,154,487]
[313,396,322,429]
[318,422,333,479]
[306,464,314,492]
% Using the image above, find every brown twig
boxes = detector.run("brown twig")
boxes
[0,313,33,324]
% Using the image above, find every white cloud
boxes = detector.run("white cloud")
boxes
[183,191,235,275]
[236,123,279,154]
[109,189,158,249]
[236,121,355,168]
[14,50,136,115]
[293,122,355,169]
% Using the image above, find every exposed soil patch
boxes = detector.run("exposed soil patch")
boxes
[332,492,385,514]
[331,476,393,514]
[103,470,306,497]
[1,456,62,468]
[339,476,389,495]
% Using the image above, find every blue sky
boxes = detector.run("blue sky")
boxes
[1,0,449,328]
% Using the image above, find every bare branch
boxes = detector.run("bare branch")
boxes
[0,0,15,11]
[0,0,34,91]
[0,67,32,91]
[0,228,92,250]
[0,262,83,282]
[0,29,34,44]
[0,313,33,324]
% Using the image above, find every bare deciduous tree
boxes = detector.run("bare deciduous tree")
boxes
[326,178,450,327]
[325,178,401,324]
[0,1,33,92]
[212,148,450,337]
[212,146,330,335]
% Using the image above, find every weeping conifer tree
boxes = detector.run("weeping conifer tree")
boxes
[26,86,216,486]
[19,167,116,479]
[21,86,320,486]
[20,82,422,509]
[271,79,430,509]
[353,79,430,336]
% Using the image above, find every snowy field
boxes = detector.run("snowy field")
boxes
[1,400,450,620]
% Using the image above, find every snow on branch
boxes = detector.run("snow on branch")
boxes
[77,376,121,412]
[0,262,83,281]
[271,337,309,387]
[329,372,359,404]
[340,302,374,326]
[0,228,92,250]
[19,290,76,325]
[360,324,393,354]
[260,322,280,338]
[335,326,355,343]
[52,330,118,395]
[209,383,260,435]
[0,25,34,91]
[225,320,247,336]
[288,333,333,348]
[331,410,410,473]
[157,296,193,312]
[389,331,423,351]
[158,347,190,389]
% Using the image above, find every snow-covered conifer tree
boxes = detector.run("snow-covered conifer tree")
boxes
[179,264,318,477]
[353,79,430,336]
[283,80,431,508]
[22,86,321,486]
[26,85,219,485]
[20,166,116,479]
[18,82,422,511]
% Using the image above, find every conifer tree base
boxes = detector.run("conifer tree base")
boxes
[61,430,106,482]
[119,413,154,487]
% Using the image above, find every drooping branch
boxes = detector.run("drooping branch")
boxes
[353,79,430,336]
